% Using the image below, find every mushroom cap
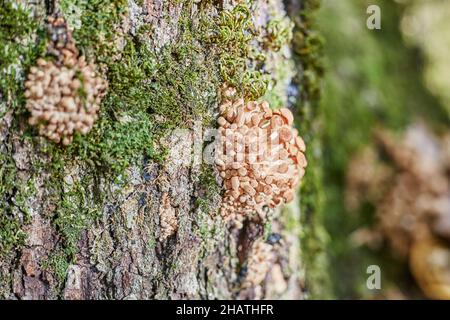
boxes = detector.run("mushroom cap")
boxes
[216,88,307,218]
[25,24,107,145]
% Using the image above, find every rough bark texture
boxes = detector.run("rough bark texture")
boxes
[0,0,323,299]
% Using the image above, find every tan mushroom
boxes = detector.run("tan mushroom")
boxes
[216,87,307,220]
[25,16,107,145]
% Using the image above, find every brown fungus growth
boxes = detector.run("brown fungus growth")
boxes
[240,240,276,299]
[410,237,450,300]
[346,124,450,299]
[25,16,107,146]
[216,87,307,220]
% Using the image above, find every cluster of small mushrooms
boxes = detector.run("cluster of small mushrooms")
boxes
[216,87,307,219]
[346,124,450,299]
[25,16,107,145]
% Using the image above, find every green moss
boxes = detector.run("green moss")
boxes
[288,0,333,299]
[196,164,221,214]
[263,18,294,52]
[0,149,29,257]
[32,168,102,284]
[261,53,295,110]
[298,138,332,299]
[0,0,298,287]
[41,250,71,284]
[262,220,273,241]
[0,213,27,257]
[48,0,142,174]
[0,273,12,298]
[23,0,221,279]
[0,2,45,257]
[46,1,219,176]
[292,21,324,105]
[0,153,36,256]
[204,1,268,100]
[193,163,221,259]
[147,238,156,249]
[259,11,296,110]
[61,0,127,60]
[0,1,45,109]
[54,181,101,259]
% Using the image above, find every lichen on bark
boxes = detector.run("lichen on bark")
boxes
[0,0,324,299]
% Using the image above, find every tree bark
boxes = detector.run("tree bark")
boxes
[0,0,323,300]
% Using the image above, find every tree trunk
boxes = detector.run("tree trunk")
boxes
[0,0,327,299]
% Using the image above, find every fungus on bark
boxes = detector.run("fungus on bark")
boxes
[216,87,307,220]
[25,16,107,146]
[159,193,178,241]
[240,240,276,299]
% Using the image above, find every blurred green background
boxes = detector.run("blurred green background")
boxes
[316,0,450,298]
